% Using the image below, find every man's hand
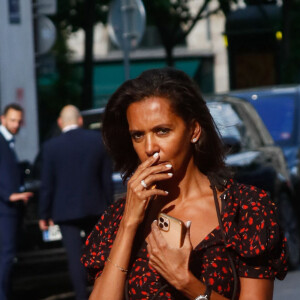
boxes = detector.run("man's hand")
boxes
[9,192,33,204]
[39,219,55,231]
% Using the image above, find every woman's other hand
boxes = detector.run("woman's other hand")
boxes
[122,153,172,228]
[146,220,193,291]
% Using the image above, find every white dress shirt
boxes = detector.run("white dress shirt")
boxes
[62,124,79,133]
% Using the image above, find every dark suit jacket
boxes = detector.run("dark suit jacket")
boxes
[39,128,114,223]
[0,133,23,216]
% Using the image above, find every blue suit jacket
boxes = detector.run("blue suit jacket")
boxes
[0,133,23,216]
[39,128,114,223]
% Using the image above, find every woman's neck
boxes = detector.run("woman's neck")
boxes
[160,159,211,206]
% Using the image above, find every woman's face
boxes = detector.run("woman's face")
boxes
[126,96,200,176]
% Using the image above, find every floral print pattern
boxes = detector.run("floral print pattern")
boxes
[81,180,288,299]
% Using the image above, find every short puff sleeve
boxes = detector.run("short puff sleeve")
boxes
[223,184,288,280]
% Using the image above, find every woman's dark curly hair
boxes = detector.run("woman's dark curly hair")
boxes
[102,68,230,191]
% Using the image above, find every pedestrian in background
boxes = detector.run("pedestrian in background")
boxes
[0,103,33,300]
[39,105,114,300]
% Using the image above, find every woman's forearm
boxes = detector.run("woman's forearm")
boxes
[89,221,138,300]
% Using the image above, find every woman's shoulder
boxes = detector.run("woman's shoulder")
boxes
[107,197,126,213]
[223,180,288,279]
[224,179,272,208]
[97,197,126,225]
[223,179,282,249]
[224,178,276,220]
[226,179,267,196]
[81,197,126,279]
[223,179,278,227]
[223,180,288,269]
[84,197,126,248]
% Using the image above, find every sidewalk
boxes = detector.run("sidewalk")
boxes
[273,268,300,299]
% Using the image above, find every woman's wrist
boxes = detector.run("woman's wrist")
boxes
[119,217,140,233]
[173,270,193,292]
[176,271,208,300]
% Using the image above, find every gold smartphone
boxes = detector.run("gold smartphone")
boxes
[157,212,187,248]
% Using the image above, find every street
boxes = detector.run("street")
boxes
[273,268,300,300]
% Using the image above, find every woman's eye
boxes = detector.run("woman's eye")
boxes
[157,128,170,135]
[131,132,143,141]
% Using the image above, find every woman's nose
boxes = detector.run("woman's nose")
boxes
[145,135,159,157]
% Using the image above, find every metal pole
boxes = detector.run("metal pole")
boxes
[121,0,132,80]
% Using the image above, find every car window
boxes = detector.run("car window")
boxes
[247,94,296,145]
[208,102,243,139]
[207,102,253,150]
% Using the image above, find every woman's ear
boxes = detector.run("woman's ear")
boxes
[190,120,201,143]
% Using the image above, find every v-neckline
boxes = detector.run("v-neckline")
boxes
[141,187,229,253]
[192,187,228,250]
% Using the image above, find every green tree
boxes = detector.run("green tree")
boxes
[38,0,239,140]
[51,0,110,109]
[41,0,238,111]
[144,0,238,66]
[37,1,109,141]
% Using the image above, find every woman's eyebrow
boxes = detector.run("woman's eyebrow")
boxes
[129,124,173,133]
[152,123,173,128]
[129,129,144,134]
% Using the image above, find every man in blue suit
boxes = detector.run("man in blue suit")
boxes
[0,103,33,300]
[39,105,113,300]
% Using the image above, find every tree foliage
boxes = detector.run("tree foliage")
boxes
[51,0,238,66]
[52,0,109,33]
[38,1,111,140]
[38,0,239,140]
[143,0,238,65]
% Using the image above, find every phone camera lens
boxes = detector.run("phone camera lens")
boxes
[164,222,168,227]
[159,217,164,222]
[159,223,163,229]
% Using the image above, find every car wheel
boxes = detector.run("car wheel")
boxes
[277,192,300,269]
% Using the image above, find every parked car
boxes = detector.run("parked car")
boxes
[206,95,299,268]
[227,85,300,207]
[81,97,300,268]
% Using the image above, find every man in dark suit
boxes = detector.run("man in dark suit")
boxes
[39,105,113,300]
[0,103,33,300]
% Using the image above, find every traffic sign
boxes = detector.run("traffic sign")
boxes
[108,0,146,51]
[36,16,56,55]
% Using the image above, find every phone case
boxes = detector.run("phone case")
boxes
[157,212,187,248]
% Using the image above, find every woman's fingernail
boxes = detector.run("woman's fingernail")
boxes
[167,173,173,177]
[165,164,172,168]
[153,152,159,158]
[164,190,169,194]
[186,221,192,228]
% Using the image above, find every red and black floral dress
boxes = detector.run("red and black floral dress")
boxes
[81,180,288,299]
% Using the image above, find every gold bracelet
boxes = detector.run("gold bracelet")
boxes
[107,257,128,273]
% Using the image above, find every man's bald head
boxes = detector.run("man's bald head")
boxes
[57,105,83,129]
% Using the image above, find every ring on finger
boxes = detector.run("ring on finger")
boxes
[141,180,148,188]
